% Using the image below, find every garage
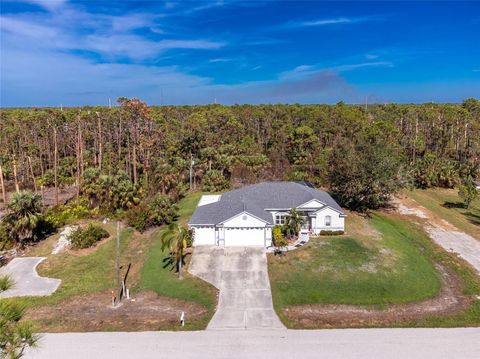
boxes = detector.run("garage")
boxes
[224,227,265,247]
[192,226,216,245]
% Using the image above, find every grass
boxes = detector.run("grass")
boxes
[136,192,217,330]
[269,209,480,328]
[269,213,441,312]
[6,192,217,331]
[405,187,480,240]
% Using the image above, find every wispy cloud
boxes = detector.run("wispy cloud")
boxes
[473,69,480,72]
[1,1,225,61]
[208,57,232,63]
[280,15,383,29]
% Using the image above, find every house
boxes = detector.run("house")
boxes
[189,181,345,247]
[475,180,480,190]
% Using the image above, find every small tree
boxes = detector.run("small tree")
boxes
[0,275,39,358]
[161,223,193,279]
[458,178,478,209]
[2,192,43,246]
[283,208,305,240]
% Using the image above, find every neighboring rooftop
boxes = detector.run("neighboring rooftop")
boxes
[189,182,344,225]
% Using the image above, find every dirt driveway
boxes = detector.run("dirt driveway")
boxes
[395,196,480,274]
[189,246,284,330]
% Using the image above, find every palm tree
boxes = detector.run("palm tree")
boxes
[160,223,193,279]
[1,275,39,358]
[283,208,305,240]
[3,192,43,246]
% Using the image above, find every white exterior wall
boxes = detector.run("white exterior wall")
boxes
[192,226,216,245]
[312,207,345,234]
[222,212,267,228]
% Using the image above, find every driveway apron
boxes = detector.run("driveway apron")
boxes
[189,246,285,330]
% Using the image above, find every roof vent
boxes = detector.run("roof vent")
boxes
[242,215,248,220]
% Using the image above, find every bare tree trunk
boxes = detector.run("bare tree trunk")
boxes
[76,121,81,203]
[0,162,6,203]
[133,144,137,184]
[27,156,37,192]
[98,114,103,171]
[53,127,59,206]
[13,158,20,193]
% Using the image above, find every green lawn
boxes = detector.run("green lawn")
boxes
[405,188,480,240]
[7,192,217,331]
[10,223,134,309]
[137,192,217,330]
[269,214,441,311]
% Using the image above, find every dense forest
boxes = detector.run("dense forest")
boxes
[0,98,479,215]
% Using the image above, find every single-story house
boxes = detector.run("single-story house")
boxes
[189,181,345,247]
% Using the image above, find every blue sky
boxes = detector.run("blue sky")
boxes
[1,0,479,107]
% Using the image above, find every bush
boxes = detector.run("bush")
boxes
[202,170,230,192]
[44,202,91,228]
[319,230,344,236]
[272,225,287,247]
[0,224,12,251]
[149,194,178,225]
[70,224,109,249]
[125,205,150,232]
[126,195,178,232]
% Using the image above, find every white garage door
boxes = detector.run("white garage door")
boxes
[193,226,216,245]
[224,227,265,247]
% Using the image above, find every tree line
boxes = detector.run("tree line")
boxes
[0,98,479,213]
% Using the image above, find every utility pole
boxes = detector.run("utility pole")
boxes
[115,221,120,305]
[189,154,195,190]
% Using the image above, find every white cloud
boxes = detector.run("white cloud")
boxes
[23,0,66,11]
[208,58,232,63]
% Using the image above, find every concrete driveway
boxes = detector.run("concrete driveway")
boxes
[189,246,284,330]
[0,257,61,298]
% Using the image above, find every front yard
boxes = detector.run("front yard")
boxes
[7,192,217,332]
[268,211,480,328]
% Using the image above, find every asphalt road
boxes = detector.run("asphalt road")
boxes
[26,328,480,359]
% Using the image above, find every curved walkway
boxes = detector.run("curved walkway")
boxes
[189,246,284,330]
[0,257,61,298]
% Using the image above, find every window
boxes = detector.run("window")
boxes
[325,215,331,227]
[275,213,288,225]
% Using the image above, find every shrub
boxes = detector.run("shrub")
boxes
[125,205,150,232]
[126,195,178,232]
[320,230,344,236]
[0,224,12,251]
[202,170,230,192]
[149,194,178,225]
[272,225,287,247]
[69,224,109,249]
[44,202,91,228]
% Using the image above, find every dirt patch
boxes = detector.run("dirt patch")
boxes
[24,290,208,332]
[283,263,473,328]
[392,196,454,230]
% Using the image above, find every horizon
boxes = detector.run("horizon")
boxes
[1,0,479,107]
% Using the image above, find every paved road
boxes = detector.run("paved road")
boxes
[188,246,284,329]
[26,328,480,359]
[0,257,61,298]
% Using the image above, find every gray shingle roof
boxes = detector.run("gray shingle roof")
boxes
[189,181,344,225]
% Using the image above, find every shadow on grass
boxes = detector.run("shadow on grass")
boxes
[465,212,480,226]
[442,201,465,209]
